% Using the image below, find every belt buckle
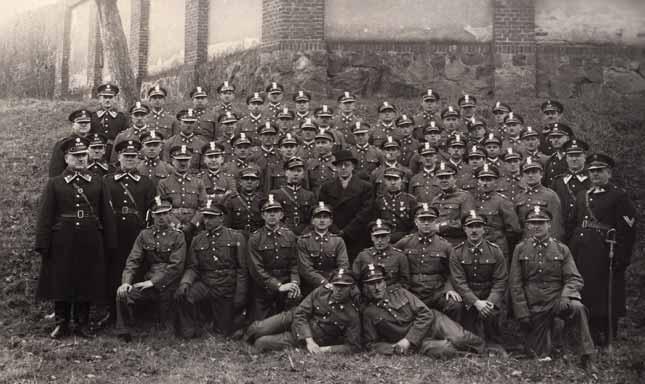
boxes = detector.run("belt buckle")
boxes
[121,206,130,214]
[581,219,588,228]
[77,210,85,219]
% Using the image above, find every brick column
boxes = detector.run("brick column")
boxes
[130,0,150,92]
[86,2,103,97]
[493,0,536,98]
[182,0,209,90]
[54,4,72,97]
[261,0,325,51]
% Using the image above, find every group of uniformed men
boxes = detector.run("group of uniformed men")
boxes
[34,81,638,371]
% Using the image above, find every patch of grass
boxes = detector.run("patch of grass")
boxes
[1,96,644,383]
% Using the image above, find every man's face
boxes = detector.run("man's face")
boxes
[203,214,225,231]
[295,100,310,113]
[180,120,196,135]
[485,144,501,158]
[383,147,400,162]
[65,152,88,170]
[523,168,543,186]
[260,133,277,147]
[383,175,402,193]
[447,145,465,160]
[527,221,550,239]
[331,284,353,302]
[285,167,304,184]
[464,223,485,243]
[301,129,316,141]
[415,216,435,234]
[99,95,114,109]
[277,119,294,133]
[504,158,521,174]
[443,116,460,132]
[566,152,585,171]
[131,113,147,127]
[380,111,396,122]
[468,156,485,169]
[371,232,390,250]
[337,160,354,179]
[172,158,191,173]
[192,96,208,109]
[239,177,260,192]
[477,176,496,193]
[315,138,333,155]
[542,110,561,125]
[119,153,138,170]
[470,126,486,139]
[353,131,369,146]
[262,208,284,226]
[312,212,332,232]
[248,101,263,113]
[505,122,522,137]
[461,105,475,119]
[203,153,224,170]
[234,143,252,159]
[316,115,332,127]
[219,90,235,103]
[221,122,237,137]
[437,174,456,191]
[421,153,437,168]
[421,99,439,112]
[548,134,569,149]
[522,136,540,151]
[149,95,165,109]
[339,101,355,114]
[588,167,611,186]
[364,279,386,301]
[72,121,91,136]
[396,125,413,138]
[152,211,171,227]
[268,92,283,103]
[279,143,298,158]
[424,133,442,145]
[88,145,106,160]
[494,110,509,124]
[142,142,162,159]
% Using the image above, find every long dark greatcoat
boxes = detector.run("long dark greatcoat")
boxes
[34,168,117,303]
[318,175,374,262]
[569,183,637,319]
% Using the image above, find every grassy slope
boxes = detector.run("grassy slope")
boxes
[0,97,644,383]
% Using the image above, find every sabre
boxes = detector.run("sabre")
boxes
[605,228,617,353]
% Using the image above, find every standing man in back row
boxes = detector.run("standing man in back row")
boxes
[90,83,128,160]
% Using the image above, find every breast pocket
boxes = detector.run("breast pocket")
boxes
[438,203,460,218]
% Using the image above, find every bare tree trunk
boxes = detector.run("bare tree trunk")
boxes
[95,0,136,108]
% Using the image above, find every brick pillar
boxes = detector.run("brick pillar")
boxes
[86,2,103,97]
[54,4,72,97]
[130,0,150,93]
[493,0,536,98]
[182,0,209,91]
[261,0,325,50]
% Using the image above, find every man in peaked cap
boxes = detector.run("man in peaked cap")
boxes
[429,161,476,246]
[247,194,301,320]
[111,101,151,163]
[296,202,350,295]
[361,264,484,357]
[465,117,488,149]
[502,112,525,156]
[49,109,94,177]
[164,109,209,171]
[371,101,399,148]
[371,136,413,196]
[549,139,591,241]
[543,123,573,187]
[137,130,175,188]
[483,133,503,168]
[221,133,260,182]
[223,167,265,237]
[497,147,526,204]
[352,219,410,290]
[213,81,239,118]
[236,92,266,143]
[175,200,248,338]
[459,144,486,193]
[265,82,285,118]
[198,141,237,204]
[306,129,337,194]
[115,196,186,341]
[189,86,218,141]
[450,210,508,346]
[413,89,442,140]
[147,85,175,139]
[374,168,418,243]
[350,121,384,181]
[270,156,316,235]
[395,114,420,168]
[491,101,512,136]
[569,153,636,348]
[441,105,462,137]
[98,139,156,328]
[91,83,128,160]
[539,100,564,155]
[293,90,313,122]
[244,268,361,354]
[394,204,463,321]
[445,134,470,187]
[520,126,549,165]
[35,136,117,339]
[86,133,115,176]
[408,143,441,203]
[515,156,563,240]
[510,206,596,371]
[332,91,362,146]
[296,118,318,162]
[457,94,477,122]
[249,122,283,194]
[216,111,241,153]
[318,149,374,263]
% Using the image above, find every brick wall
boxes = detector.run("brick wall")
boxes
[262,0,324,50]
[130,0,150,89]
[184,0,209,66]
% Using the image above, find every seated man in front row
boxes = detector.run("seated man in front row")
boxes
[361,264,484,357]
[115,197,187,341]
[509,206,596,371]
[243,268,362,353]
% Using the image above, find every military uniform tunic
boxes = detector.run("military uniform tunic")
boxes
[223,191,265,237]
[472,191,522,258]
[90,109,128,158]
[496,173,525,204]
[198,169,237,204]
[550,171,590,241]
[297,231,350,291]
[157,171,207,226]
[193,108,217,141]
[515,184,563,240]
[163,133,208,171]
[149,108,176,139]
[430,188,476,245]
[408,168,441,203]
[306,153,337,195]
[87,161,115,177]
[352,246,410,290]
[350,144,383,180]
[270,185,316,235]
[110,126,148,163]
[137,157,174,188]
[397,135,420,168]
[543,151,568,187]
[370,121,396,148]
[370,162,413,196]
[249,146,283,194]
[374,191,418,242]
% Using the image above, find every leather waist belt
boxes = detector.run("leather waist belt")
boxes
[59,210,97,219]
[580,220,612,231]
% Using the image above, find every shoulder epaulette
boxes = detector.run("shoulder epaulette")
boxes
[453,241,466,249]
[391,246,403,253]
[486,240,501,248]
[299,232,312,239]
[494,191,509,200]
